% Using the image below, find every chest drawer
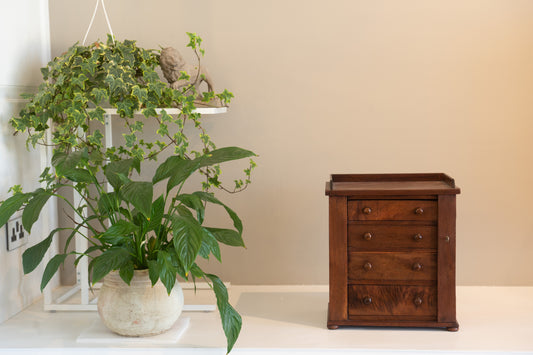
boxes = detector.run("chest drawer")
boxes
[348,224,437,250]
[348,200,437,221]
[348,285,437,318]
[348,251,437,282]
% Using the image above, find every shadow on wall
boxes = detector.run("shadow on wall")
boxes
[235,292,328,328]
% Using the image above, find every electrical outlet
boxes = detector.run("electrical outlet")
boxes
[5,215,27,251]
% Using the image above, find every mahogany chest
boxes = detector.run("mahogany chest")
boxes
[325,173,460,331]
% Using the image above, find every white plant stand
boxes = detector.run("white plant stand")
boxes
[43,107,226,312]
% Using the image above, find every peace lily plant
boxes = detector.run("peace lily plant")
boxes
[0,34,255,353]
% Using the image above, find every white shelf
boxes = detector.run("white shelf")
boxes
[1,286,533,354]
[98,107,227,115]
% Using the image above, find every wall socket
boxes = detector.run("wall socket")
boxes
[5,215,27,251]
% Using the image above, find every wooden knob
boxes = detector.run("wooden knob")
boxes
[362,207,372,215]
[413,233,423,241]
[415,207,424,215]
[363,262,373,271]
[363,232,372,241]
[414,297,423,306]
[412,263,423,271]
[363,296,372,305]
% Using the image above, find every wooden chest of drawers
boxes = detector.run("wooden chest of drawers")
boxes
[325,173,460,331]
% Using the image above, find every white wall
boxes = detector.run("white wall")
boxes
[0,0,56,323]
[48,0,533,286]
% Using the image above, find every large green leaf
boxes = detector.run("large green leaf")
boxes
[22,189,51,233]
[205,227,244,248]
[40,254,68,291]
[200,228,222,261]
[0,193,31,228]
[147,195,165,232]
[176,194,205,224]
[98,192,119,215]
[152,156,190,183]
[157,250,177,294]
[22,227,66,274]
[171,215,204,272]
[119,261,134,285]
[193,191,243,234]
[120,181,153,217]
[206,273,242,354]
[99,220,138,245]
[90,247,130,283]
[165,159,200,193]
[197,147,256,169]
[51,149,88,175]
[64,168,95,183]
[104,158,137,190]
[147,259,160,286]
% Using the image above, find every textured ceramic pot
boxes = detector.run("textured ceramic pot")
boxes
[97,269,184,336]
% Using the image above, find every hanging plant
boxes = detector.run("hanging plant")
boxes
[1,33,256,354]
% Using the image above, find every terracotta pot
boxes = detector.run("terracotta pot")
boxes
[97,269,184,336]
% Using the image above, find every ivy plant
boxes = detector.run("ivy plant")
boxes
[0,33,255,354]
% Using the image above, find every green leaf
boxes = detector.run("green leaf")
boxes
[152,155,194,183]
[166,160,199,193]
[120,181,153,218]
[88,106,106,123]
[206,274,242,354]
[100,220,138,244]
[176,194,205,224]
[104,159,136,190]
[22,189,51,233]
[205,227,244,248]
[90,247,130,283]
[98,192,119,215]
[51,150,87,175]
[193,191,243,234]
[203,229,222,262]
[0,193,31,228]
[147,195,165,232]
[198,147,256,169]
[171,215,204,272]
[22,227,64,274]
[119,261,134,285]
[64,169,94,183]
[41,254,68,291]
[147,259,159,286]
[157,250,177,294]
[91,88,108,105]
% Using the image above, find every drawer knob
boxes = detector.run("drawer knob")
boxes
[412,263,423,271]
[414,297,423,306]
[415,207,424,215]
[363,296,373,305]
[363,232,373,241]
[413,233,423,241]
[363,262,373,271]
[362,207,372,215]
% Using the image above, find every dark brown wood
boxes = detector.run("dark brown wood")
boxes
[328,196,348,325]
[348,251,437,282]
[348,200,437,221]
[326,173,459,197]
[326,173,459,331]
[437,194,457,324]
[348,285,437,318]
[348,224,437,251]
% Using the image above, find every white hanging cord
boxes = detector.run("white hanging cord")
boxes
[82,0,115,46]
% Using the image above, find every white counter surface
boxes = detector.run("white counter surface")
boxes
[0,286,532,355]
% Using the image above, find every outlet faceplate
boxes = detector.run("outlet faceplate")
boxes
[6,216,27,251]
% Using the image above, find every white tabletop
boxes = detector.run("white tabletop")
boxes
[0,285,532,354]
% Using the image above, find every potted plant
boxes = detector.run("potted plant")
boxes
[0,33,255,354]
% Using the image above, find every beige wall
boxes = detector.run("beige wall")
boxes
[49,0,533,285]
